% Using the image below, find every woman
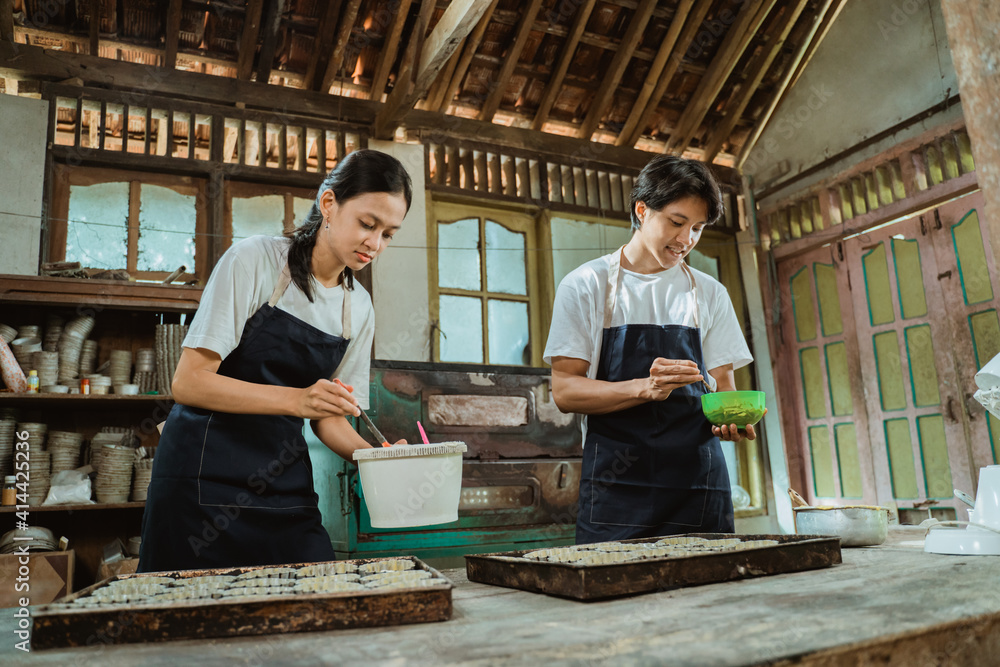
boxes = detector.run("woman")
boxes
[544,155,755,544]
[139,149,412,572]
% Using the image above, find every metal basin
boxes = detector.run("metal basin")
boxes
[793,506,889,547]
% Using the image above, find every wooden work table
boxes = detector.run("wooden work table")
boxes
[6,527,1000,665]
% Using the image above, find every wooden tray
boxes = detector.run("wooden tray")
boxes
[31,556,452,649]
[465,533,841,601]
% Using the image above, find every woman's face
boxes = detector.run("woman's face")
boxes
[318,190,408,271]
[633,195,709,271]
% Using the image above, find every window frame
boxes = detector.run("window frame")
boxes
[429,200,543,367]
[48,165,208,282]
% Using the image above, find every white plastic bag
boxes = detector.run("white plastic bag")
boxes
[974,386,1000,421]
[43,469,95,506]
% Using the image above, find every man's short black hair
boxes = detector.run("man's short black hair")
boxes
[629,155,724,231]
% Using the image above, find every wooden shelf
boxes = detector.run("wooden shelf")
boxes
[0,501,145,513]
[0,274,202,312]
[0,393,173,406]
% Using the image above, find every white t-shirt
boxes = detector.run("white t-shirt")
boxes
[543,252,753,389]
[183,235,374,409]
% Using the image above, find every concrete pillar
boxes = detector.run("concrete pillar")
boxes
[939,1,1000,264]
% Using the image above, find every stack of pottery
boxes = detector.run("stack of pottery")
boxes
[58,316,95,384]
[48,431,84,473]
[19,422,49,507]
[0,419,15,478]
[33,351,59,388]
[10,337,41,376]
[43,315,64,352]
[155,324,187,396]
[17,325,40,339]
[95,444,135,503]
[89,431,126,470]
[132,348,156,393]
[132,458,154,502]
[0,324,17,344]
[109,350,132,388]
[86,375,113,395]
[79,340,98,377]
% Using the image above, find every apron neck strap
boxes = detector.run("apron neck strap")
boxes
[267,263,352,339]
[604,246,701,329]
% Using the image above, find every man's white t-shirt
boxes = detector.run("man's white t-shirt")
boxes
[543,252,753,389]
[183,235,374,409]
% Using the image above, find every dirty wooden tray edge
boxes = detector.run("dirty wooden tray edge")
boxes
[31,557,453,649]
[465,533,842,601]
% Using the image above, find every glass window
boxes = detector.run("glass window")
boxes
[438,218,481,290]
[66,182,129,270]
[488,299,529,365]
[292,196,315,228]
[137,185,197,272]
[550,217,631,288]
[434,206,536,366]
[439,295,483,363]
[232,195,285,241]
[485,221,526,295]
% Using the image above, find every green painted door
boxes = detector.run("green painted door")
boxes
[776,245,876,503]
[775,191,997,510]
[929,193,1000,479]
[845,210,976,512]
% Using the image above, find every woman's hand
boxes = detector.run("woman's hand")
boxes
[641,358,703,401]
[295,379,361,420]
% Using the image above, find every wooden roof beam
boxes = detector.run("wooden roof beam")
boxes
[617,0,714,147]
[611,0,693,144]
[477,0,544,123]
[736,0,843,170]
[255,0,288,84]
[88,0,100,55]
[319,0,365,94]
[375,0,495,139]
[665,0,777,154]
[530,0,598,131]
[163,0,183,69]
[302,0,343,90]
[431,0,500,113]
[367,0,415,102]
[0,41,378,123]
[577,0,658,140]
[0,0,12,44]
[236,0,266,80]
[701,0,810,163]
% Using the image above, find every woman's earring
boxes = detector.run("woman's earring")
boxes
[324,217,329,230]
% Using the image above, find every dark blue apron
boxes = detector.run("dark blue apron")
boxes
[576,249,734,544]
[138,265,351,571]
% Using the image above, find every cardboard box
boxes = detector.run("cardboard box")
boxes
[97,557,138,582]
[0,550,74,608]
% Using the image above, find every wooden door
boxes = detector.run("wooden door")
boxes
[776,190,999,511]
[845,212,975,513]
[776,244,877,504]
[929,192,1000,485]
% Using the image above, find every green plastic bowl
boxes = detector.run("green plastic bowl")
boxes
[701,390,766,428]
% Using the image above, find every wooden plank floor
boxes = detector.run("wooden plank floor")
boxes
[6,528,1000,665]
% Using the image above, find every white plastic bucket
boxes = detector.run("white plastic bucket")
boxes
[352,442,467,528]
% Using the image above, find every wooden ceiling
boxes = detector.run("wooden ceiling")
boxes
[6,0,845,166]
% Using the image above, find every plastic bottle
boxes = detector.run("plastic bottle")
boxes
[1,476,15,506]
[27,370,39,393]
[80,378,90,395]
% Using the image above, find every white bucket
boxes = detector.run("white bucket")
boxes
[352,442,467,528]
